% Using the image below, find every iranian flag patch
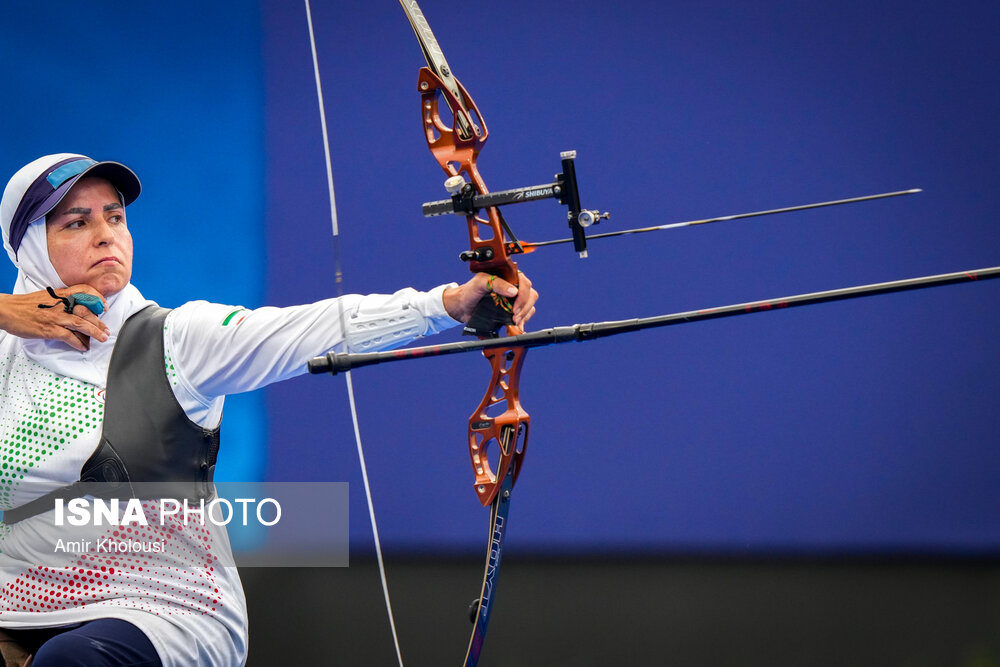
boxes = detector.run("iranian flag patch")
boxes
[222,308,247,327]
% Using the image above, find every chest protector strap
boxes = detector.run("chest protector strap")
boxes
[3,305,221,524]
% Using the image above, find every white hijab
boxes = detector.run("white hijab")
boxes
[1,154,153,388]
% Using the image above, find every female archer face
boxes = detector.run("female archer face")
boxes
[45,176,134,297]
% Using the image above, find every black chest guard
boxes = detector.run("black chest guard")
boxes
[3,305,221,524]
[81,305,221,496]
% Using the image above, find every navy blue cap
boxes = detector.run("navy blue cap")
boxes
[8,157,141,254]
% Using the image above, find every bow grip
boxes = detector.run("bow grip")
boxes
[462,293,514,338]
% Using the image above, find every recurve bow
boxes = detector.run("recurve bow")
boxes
[396,2,527,663]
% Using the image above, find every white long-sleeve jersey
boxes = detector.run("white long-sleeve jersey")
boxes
[0,285,458,666]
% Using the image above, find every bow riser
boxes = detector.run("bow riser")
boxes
[417,66,529,506]
[469,345,529,505]
[418,68,519,282]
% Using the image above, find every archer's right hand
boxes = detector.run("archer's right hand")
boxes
[0,285,110,351]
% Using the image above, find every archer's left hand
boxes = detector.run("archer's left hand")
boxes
[443,271,538,329]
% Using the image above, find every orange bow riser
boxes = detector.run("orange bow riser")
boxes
[416,65,528,507]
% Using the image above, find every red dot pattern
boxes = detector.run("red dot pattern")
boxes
[1,501,227,617]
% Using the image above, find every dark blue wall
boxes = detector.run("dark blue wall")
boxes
[3,1,998,556]
[0,2,266,482]
[262,0,1000,555]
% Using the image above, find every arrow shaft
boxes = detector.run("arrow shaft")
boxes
[523,189,921,250]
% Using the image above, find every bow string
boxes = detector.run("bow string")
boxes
[303,2,406,666]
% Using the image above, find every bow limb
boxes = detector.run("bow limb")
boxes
[303,2,406,666]
[400,0,476,140]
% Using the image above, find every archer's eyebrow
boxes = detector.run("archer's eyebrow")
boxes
[57,203,123,216]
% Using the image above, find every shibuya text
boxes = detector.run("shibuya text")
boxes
[53,497,282,527]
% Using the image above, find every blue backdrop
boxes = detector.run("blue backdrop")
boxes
[3,1,998,556]
[0,2,266,483]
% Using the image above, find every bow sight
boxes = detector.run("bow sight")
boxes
[421,150,609,259]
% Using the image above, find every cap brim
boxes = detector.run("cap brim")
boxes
[46,162,142,215]
[7,157,143,255]
[79,162,142,208]
[32,161,141,227]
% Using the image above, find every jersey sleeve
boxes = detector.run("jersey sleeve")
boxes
[164,284,459,404]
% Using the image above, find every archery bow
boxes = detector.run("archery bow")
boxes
[398,0,529,509]
[306,1,551,664]
[397,2,528,663]
[306,3,998,666]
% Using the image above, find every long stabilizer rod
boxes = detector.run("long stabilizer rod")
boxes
[309,265,1000,375]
